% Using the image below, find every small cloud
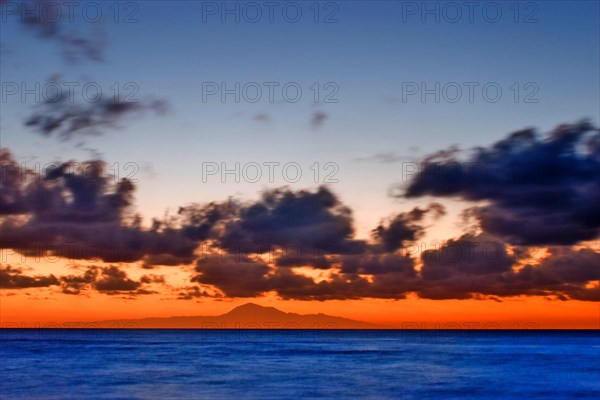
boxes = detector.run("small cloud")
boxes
[356,152,407,163]
[310,111,328,129]
[0,266,59,289]
[25,91,168,140]
[253,113,271,123]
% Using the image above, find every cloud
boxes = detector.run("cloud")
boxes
[2,0,106,62]
[24,80,167,140]
[355,152,409,163]
[189,254,419,301]
[215,186,367,257]
[191,255,375,301]
[177,286,209,300]
[403,121,600,245]
[372,203,445,252]
[60,266,163,296]
[60,267,97,295]
[271,270,372,301]
[310,111,328,129]
[253,113,271,123]
[0,149,198,267]
[421,234,513,281]
[93,266,144,293]
[187,227,598,302]
[0,265,59,289]
[340,252,416,276]
[3,118,599,302]
[178,201,236,241]
[416,236,599,301]
[192,255,271,298]
[0,148,31,215]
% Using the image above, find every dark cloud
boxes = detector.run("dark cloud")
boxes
[60,267,97,295]
[0,148,32,215]
[177,286,209,300]
[508,248,599,297]
[0,149,198,267]
[372,203,445,252]
[0,265,59,289]
[93,266,142,293]
[310,111,328,129]
[187,232,598,302]
[1,0,106,62]
[192,256,271,298]
[416,238,599,301]
[216,186,367,257]
[139,274,166,285]
[191,255,376,301]
[271,270,372,301]
[274,251,333,270]
[3,117,599,303]
[60,266,163,296]
[340,252,416,276]
[421,234,513,281]
[403,121,600,245]
[178,201,236,242]
[190,242,415,301]
[189,257,422,301]
[25,81,167,140]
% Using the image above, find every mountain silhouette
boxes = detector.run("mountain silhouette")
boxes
[84,303,386,329]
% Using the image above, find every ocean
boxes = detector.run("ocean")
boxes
[1,330,599,399]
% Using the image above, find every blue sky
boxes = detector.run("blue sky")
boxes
[2,0,599,236]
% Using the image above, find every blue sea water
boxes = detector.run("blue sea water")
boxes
[0,330,599,399]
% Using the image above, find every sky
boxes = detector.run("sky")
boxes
[0,0,599,328]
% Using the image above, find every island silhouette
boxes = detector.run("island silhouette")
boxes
[83,303,387,329]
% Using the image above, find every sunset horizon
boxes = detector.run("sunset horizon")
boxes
[2,123,599,329]
[3,300,596,330]
[3,120,599,329]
